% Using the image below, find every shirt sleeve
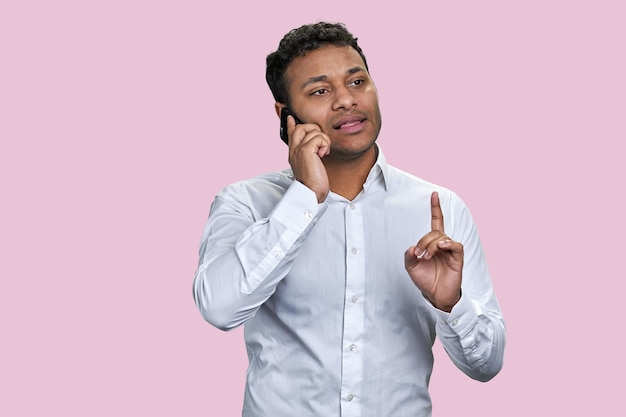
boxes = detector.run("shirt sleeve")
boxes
[430,193,506,381]
[193,180,327,330]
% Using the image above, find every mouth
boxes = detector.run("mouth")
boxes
[333,115,367,133]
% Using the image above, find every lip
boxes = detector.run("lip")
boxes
[333,115,366,133]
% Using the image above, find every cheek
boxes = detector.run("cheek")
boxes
[304,109,330,128]
[364,89,380,108]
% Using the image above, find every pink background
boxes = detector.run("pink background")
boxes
[1,1,624,416]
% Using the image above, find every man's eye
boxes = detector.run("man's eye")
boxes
[351,79,364,86]
[312,89,328,95]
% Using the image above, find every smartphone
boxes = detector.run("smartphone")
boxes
[280,107,303,145]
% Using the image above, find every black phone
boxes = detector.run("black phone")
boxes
[279,107,303,145]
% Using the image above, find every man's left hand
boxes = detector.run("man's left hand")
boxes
[404,191,463,312]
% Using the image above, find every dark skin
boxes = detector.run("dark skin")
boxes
[276,45,463,312]
[276,45,380,203]
[404,191,463,312]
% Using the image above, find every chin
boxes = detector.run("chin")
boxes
[329,141,377,160]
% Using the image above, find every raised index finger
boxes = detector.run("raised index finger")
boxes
[430,191,444,232]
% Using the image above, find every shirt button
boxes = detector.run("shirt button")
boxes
[349,204,356,210]
[304,211,313,219]
[273,251,281,258]
[451,319,459,327]
[351,248,358,254]
[351,296,359,303]
[349,344,357,352]
[347,394,354,401]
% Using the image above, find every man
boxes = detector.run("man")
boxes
[193,22,505,417]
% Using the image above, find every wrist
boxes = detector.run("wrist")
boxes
[422,290,462,313]
[317,189,329,203]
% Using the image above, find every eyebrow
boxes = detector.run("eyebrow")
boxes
[301,66,366,89]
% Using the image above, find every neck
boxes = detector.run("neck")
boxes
[324,145,378,201]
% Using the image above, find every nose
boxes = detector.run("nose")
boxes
[332,85,356,111]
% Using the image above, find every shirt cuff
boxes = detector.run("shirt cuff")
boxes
[432,293,479,338]
[269,180,327,232]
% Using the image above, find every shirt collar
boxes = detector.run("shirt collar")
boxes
[363,145,390,193]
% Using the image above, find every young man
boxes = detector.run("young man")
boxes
[194,22,505,417]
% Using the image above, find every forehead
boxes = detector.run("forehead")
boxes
[285,44,366,87]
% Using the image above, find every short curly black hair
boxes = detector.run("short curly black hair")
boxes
[266,22,369,106]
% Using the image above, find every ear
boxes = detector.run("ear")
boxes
[275,102,286,118]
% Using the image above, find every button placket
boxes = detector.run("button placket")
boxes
[340,200,365,415]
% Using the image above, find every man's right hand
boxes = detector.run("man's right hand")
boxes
[286,115,331,203]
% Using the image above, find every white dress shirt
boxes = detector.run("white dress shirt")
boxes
[193,147,505,417]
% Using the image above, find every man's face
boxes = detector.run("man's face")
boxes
[284,44,382,160]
